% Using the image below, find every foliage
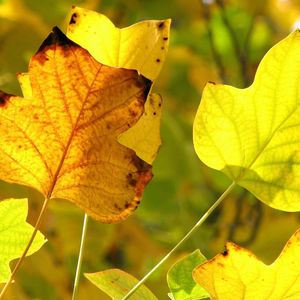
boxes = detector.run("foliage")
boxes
[1,1,300,300]
[85,269,158,300]
[0,198,45,283]
[167,250,208,300]
[193,229,300,300]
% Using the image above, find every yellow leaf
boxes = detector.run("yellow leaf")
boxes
[66,7,170,164]
[0,27,152,223]
[193,30,300,211]
[67,6,171,81]
[193,228,300,300]
[118,93,162,164]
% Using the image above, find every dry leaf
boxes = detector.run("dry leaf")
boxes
[0,27,152,223]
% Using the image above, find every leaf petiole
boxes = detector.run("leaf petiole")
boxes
[121,181,236,300]
[72,213,89,300]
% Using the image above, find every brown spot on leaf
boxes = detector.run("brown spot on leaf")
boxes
[114,203,122,211]
[158,22,165,29]
[208,81,216,85]
[69,13,78,25]
[127,173,137,187]
[161,46,165,50]
[163,37,168,41]
[0,91,12,108]
[222,249,228,256]
[153,112,157,116]
[156,58,161,63]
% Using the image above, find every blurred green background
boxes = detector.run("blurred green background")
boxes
[1,0,300,299]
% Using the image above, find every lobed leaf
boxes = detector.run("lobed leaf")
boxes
[193,228,300,300]
[193,30,300,211]
[0,198,46,283]
[85,269,158,300]
[0,27,152,223]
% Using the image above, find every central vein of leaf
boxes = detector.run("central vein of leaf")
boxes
[46,61,102,199]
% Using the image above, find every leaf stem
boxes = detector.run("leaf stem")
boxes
[0,197,50,299]
[72,213,89,300]
[121,181,236,300]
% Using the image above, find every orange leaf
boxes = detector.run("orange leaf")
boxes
[0,27,153,223]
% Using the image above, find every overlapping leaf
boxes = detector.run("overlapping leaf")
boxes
[193,228,300,300]
[66,6,170,164]
[0,198,45,283]
[193,30,300,211]
[67,6,170,81]
[0,27,152,223]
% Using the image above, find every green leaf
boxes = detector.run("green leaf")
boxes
[85,269,158,300]
[193,30,300,211]
[0,198,46,283]
[167,250,209,300]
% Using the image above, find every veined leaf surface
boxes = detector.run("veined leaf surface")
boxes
[0,27,152,223]
[193,228,300,300]
[193,30,300,211]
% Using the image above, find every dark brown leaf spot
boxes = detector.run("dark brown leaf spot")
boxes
[114,203,122,211]
[161,46,165,50]
[208,81,216,85]
[69,13,78,25]
[163,37,168,41]
[153,112,157,116]
[0,91,12,108]
[158,21,165,29]
[222,249,228,256]
[127,173,137,187]
[156,58,161,63]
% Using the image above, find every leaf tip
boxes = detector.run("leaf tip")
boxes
[37,27,74,54]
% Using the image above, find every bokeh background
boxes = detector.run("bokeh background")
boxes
[1,0,300,299]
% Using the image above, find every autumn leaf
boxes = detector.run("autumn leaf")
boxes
[85,269,158,300]
[0,27,153,223]
[0,198,46,283]
[67,6,171,81]
[167,250,209,300]
[193,228,300,300]
[118,93,163,164]
[66,7,170,164]
[193,30,300,211]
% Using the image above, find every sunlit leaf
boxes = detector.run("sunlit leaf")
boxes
[67,6,171,81]
[0,27,152,223]
[118,93,162,164]
[167,250,209,300]
[193,228,300,300]
[66,7,170,164]
[85,269,158,300]
[0,198,46,283]
[193,30,300,211]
